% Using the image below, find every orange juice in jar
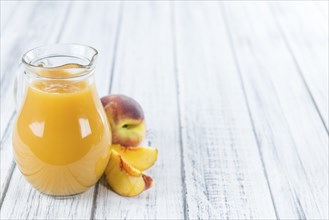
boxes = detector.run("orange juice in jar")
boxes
[12,44,111,196]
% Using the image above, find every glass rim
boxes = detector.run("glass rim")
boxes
[22,43,98,80]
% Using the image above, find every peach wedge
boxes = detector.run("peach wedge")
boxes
[112,144,158,171]
[105,150,153,197]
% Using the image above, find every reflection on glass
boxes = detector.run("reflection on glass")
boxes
[79,118,92,139]
[29,121,45,138]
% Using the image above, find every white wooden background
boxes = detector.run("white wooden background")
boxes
[0,1,328,219]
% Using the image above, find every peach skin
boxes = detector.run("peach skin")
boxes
[101,95,146,147]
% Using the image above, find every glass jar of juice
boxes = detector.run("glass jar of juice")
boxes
[12,44,111,196]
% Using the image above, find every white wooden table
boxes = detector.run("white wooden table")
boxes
[1,1,328,219]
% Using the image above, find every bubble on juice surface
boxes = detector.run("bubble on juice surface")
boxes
[33,80,88,93]
[33,66,88,93]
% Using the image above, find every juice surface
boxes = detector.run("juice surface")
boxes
[13,68,111,195]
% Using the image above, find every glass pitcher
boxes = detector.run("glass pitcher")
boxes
[12,44,111,196]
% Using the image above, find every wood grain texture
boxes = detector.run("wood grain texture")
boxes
[93,2,185,219]
[1,1,328,219]
[174,2,277,219]
[222,1,328,218]
[271,1,329,130]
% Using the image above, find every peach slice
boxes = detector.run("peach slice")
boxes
[112,144,158,171]
[105,150,153,197]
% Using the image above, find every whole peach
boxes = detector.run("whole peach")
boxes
[101,95,146,147]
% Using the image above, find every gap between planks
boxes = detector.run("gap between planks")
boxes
[221,1,328,218]
[270,2,329,134]
[219,3,280,219]
[170,2,188,219]
[89,2,124,220]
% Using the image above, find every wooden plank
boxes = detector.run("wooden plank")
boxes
[174,2,276,219]
[0,0,70,206]
[271,1,329,130]
[222,2,328,218]
[93,2,185,219]
[0,121,15,207]
[0,0,20,33]
[0,1,121,219]
[1,170,94,219]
